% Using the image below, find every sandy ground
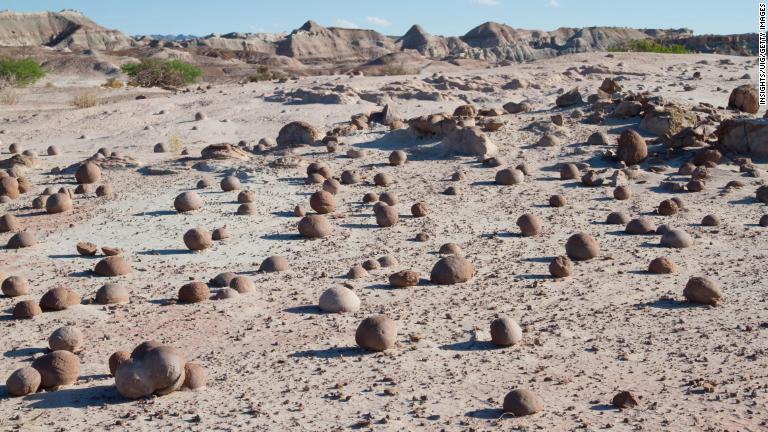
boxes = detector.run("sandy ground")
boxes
[0,52,767,431]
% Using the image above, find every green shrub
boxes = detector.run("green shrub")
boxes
[0,58,45,86]
[247,66,288,82]
[609,40,690,54]
[121,59,202,89]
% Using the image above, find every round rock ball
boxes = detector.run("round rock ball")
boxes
[47,145,61,156]
[210,272,236,287]
[490,317,523,346]
[701,214,720,226]
[0,213,20,233]
[617,129,648,165]
[374,172,394,187]
[183,363,207,390]
[143,346,186,394]
[309,190,336,214]
[379,191,398,206]
[684,276,724,306]
[49,326,84,352]
[389,270,420,287]
[340,170,361,185]
[347,264,368,279]
[0,176,20,199]
[298,214,332,238]
[45,192,73,214]
[131,340,163,359]
[94,256,132,277]
[183,228,213,251]
[237,190,256,203]
[197,178,212,189]
[318,286,361,313]
[503,389,544,416]
[760,215,768,227]
[2,276,30,297]
[259,255,289,272]
[606,211,630,225]
[430,255,476,285]
[230,276,255,293]
[658,199,679,216]
[549,255,573,278]
[115,359,154,399]
[495,168,525,185]
[374,204,399,227]
[174,191,204,212]
[178,282,210,303]
[322,178,343,195]
[757,185,768,204]
[6,367,41,397]
[549,194,566,207]
[236,203,257,215]
[76,241,97,256]
[109,351,131,376]
[212,227,229,240]
[660,229,693,248]
[7,231,37,249]
[95,283,129,304]
[215,288,239,300]
[75,162,101,184]
[560,164,580,180]
[411,202,428,217]
[613,185,632,200]
[40,287,81,311]
[389,150,407,166]
[648,257,677,274]
[96,184,113,198]
[439,243,462,255]
[355,315,397,352]
[625,217,656,235]
[516,214,542,237]
[13,300,42,319]
[220,176,241,191]
[565,232,599,261]
[378,255,398,267]
[363,192,379,203]
[31,350,80,388]
[306,173,324,184]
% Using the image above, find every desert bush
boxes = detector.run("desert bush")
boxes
[72,92,98,109]
[609,40,689,54]
[121,59,202,89]
[247,66,288,82]
[0,58,45,86]
[103,77,125,88]
[0,86,19,105]
[169,133,182,154]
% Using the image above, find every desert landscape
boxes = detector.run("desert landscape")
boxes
[0,5,767,432]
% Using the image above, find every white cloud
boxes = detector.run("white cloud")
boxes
[366,16,391,27]
[334,19,358,28]
[548,0,561,7]
[473,0,500,5]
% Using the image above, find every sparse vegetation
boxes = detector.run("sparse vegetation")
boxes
[103,77,125,89]
[609,39,690,54]
[0,58,45,86]
[169,133,183,154]
[72,92,98,109]
[0,86,19,105]
[247,66,288,82]
[121,59,202,89]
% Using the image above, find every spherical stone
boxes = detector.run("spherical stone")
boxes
[701,214,720,226]
[495,168,525,185]
[108,351,131,376]
[298,214,332,238]
[439,243,462,255]
[237,190,256,203]
[549,194,566,207]
[95,283,129,304]
[490,317,523,346]
[410,202,428,218]
[612,390,640,409]
[613,186,632,200]
[39,287,81,311]
[379,191,398,206]
[363,192,379,203]
[75,241,98,256]
[306,173,324,184]
[340,170,361,185]
[374,172,394,187]
[31,350,80,388]
[760,215,768,227]
[516,213,542,237]
[415,232,430,242]
[305,162,327,177]
[483,157,505,168]
[617,129,648,165]
[648,257,677,274]
[318,286,361,313]
[606,211,630,225]
[0,214,20,233]
[178,282,210,303]
[443,186,459,195]
[9,143,22,153]
[2,276,30,297]
[229,276,255,293]
[143,345,186,394]
[660,229,694,248]
[0,176,20,199]
[115,359,154,399]
[309,190,336,214]
[361,259,380,271]
[13,300,42,319]
[215,288,240,300]
[347,264,368,279]
[671,197,685,209]
[153,142,168,153]
[47,145,61,156]
[17,177,31,194]
[259,255,289,272]
[684,276,724,306]
[757,185,768,204]
[94,256,132,277]
[430,255,476,285]
[45,192,73,214]
[389,150,407,166]
[183,363,207,390]
[220,176,241,191]
[503,389,544,416]
[625,218,656,235]
[355,315,397,352]
[74,183,94,195]
[236,203,257,215]
[374,204,399,227]
[655,224,672,235]
[174,191,204,212]
[658,199,679,216]
[560,164,580,180]
[7,231,37,249]
[194,111,207,121]
[549,255,573,278]
[6,367,41,397]
[101,246,122,256]
[75,162,101,184]
[210,272,236,288]
[48,326,84,352]
[131,340,163,360]
[389,270,420,287]
[516,162,534,176]
[293,205,306,217]
[378,255,398,267]
[450,171,465,181]
[96,184,113,198]
[183,228,213,251]
[322,178,343,194]
[212,227,229,241]
[565,232,599,261]
[687,179,705,192]
[197,178,212,189]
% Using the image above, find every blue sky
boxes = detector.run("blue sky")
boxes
[1,0,757,37]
